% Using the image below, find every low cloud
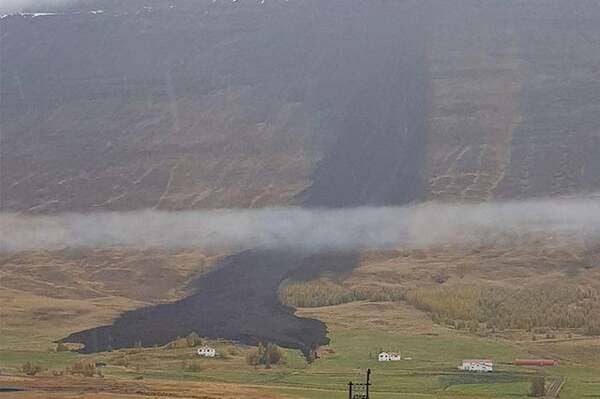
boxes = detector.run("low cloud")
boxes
[2,197,600,253]
[0,0,77,14]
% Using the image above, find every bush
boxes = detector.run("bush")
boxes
[186,332,202,347]
[245,342,283,368]
[68,360,98,377]
[227,346,240,356]
[56,342,69,352]
[246,350,260,366]
[166,337,189,350]
[111,356,130,367]
[21,362,42,376]
[167,333,204,350]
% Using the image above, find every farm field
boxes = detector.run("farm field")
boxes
[2,301,600,398]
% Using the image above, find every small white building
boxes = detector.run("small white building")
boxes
[378,352,401,362]
[197,346,216,357]
[460,359,493,372]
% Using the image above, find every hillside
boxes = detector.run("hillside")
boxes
[1,1,600,397]
[2,0,600,212]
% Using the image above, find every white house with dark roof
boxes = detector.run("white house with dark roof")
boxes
[378,352,401,362]
[461,359,493,372]
[197,346,216,357]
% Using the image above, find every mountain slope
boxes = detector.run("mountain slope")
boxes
[2,1,600,213]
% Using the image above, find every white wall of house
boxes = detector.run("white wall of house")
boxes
[197,346,216,357]
[461,360,493,372]
[378,352,401,362]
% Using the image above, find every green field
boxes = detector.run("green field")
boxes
[2,301,600,398]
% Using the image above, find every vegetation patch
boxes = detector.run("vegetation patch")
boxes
[246,343,283,369]
[280,280,368,307]
[405,284,600,334]
[439,372,528,388]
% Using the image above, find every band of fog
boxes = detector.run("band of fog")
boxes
[1,198,600,253]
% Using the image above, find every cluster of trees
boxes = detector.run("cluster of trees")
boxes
[280,276,600,335]
[405,284,600,334]
[166,332,203,349]
[280,280,367,307]
[21,360,103,378]
[280,280,407,308]
[67,360,102,377]
[21,362,42,376]
[245,342,283,368]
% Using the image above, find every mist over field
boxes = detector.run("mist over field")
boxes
[2,197,599,253]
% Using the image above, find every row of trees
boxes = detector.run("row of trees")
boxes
[21,359,101,377]
[280,280,368,307]
[280,280,408,308]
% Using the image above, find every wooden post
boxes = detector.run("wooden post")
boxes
[348,381,353,399]
[366,369,371,399]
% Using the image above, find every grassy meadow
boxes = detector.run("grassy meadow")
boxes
[2,301,600,398]
[2,245,600,398]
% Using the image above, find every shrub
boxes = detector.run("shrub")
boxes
[21,362,42,376]
[56,342,69,352]
[246,350,260,366]
[166,334,204,350]
[263,343,282,366]
[227,346,240,356]
[111,356,130,367]
[166,337,189,350]
[68,360,98,377]
[246,342,283,368]
[186,332,202,347]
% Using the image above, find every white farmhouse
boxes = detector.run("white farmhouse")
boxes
[378,352,401,362]
[460,359,493,372]
[197,346,216,357]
